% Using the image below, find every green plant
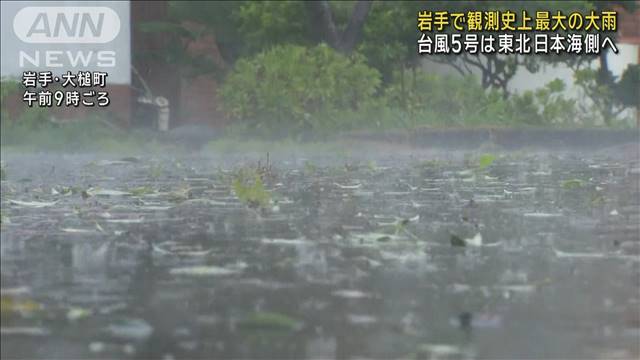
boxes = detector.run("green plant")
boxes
[219,44,381,138]
[232,169,271,209]
[562,179,584,190]
[0,80,20,105]
[239,311,299,331]
[477,154,497,170]
[614,64,639,109]
[234,1,312,54]
[2,79,52,132]
[0,114,154,153]
[509,79,578,126]
[382,70,514,127]
[574,67,636,126]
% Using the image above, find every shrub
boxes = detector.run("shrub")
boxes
[219,44,381,138]
[382,70,513,127]
[383,70,584,128]
[509,79,577,126]
[573,65,638,126]
[1,79,21,123]
[1,79,51,130]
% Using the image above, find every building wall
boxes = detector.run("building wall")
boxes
[177,22,228,128]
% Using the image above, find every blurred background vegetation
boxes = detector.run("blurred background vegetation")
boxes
[167,0,638,135]
[1,0,638,145]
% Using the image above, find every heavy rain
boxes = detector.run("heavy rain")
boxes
[1,1,639,360]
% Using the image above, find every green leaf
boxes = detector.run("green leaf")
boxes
[239,312,300,331]
[129,186,155,196]
[1,296,42,316]
[478,154,496,170]
[562,179,583,190]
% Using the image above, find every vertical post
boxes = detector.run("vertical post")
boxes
[131,0,181,128]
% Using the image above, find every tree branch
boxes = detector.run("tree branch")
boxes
[306,1,341,49]
[305,0,372,53]
[339,1,372,52]
[429,56,470,77]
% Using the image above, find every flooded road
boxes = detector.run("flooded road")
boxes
[1,145,639,359]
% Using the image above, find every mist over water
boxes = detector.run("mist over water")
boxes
[1,134,639,359]
[2,1,640,359]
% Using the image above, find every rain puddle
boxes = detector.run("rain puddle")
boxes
[1,150,639,359]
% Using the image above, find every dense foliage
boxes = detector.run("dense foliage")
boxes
[219,44,381,137]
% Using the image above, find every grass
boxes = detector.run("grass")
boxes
[1,116,162,154]
[0,110,358,156]
[1,109,636,156]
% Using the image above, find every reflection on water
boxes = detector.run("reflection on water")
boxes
[1,151,639,359]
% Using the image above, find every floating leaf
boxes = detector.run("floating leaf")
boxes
[478,154,496,170]
[332,290,372,299]
[129,186,155,196]
[303,161,317,174]
[169,265,240,276]
[106,218,145,224]
[393,215,419,235]
[61,228,96,234]
[562,179,583,190]
[553,248,605,259]
[9,200,57,208]
[465,233,483,247]
[450,234,466,247]
[86,188,131,197]
[152,245,213,257]
[354,232,404,244]
[0,327,49,336]
[67,307,92,321]
[415,343,470,358]
[1,296,42,315]
[105,319,153,341]
[523,212,563,218]
[239,312,300,331]
[167,187,192,203]
[347,314,377,325]
[0,287,30,296]
[334,182,362,190]
[0,211,9,225]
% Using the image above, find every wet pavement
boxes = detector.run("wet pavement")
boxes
[1,144,639,359]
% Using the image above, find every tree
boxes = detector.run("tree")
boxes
[140,0,637,126]
[305,1,372,53]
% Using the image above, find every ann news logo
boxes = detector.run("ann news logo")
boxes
[13,6,120,67]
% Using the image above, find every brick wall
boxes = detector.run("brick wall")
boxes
[617,2,640,45]
[178,22,228,128]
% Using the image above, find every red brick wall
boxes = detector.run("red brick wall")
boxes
[617,2,640,45]
[178,22,228,128]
